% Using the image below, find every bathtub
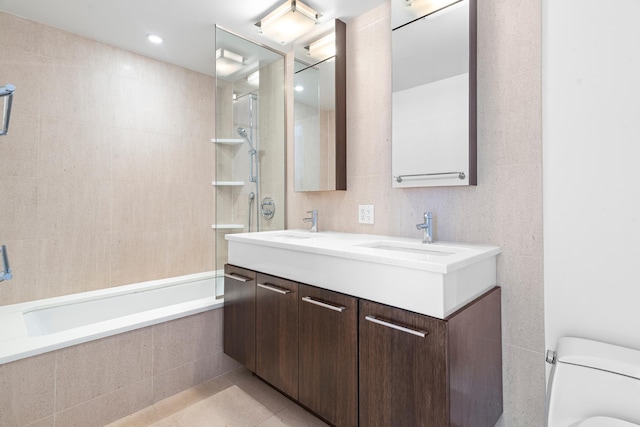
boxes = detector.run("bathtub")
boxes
[0,271,224,365]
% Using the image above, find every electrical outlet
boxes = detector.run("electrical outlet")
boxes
[359,205,374,224]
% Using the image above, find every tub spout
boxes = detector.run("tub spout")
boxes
[0,245,13,282]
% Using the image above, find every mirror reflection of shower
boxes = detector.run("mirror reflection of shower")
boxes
[234,92,260,232]
[237,126,258,183]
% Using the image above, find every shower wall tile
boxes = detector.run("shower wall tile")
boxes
[38,117,112,181]
[0,176,38,240]
[25,416,54,427]
[0,46,40,117]
[37,232,111,298]
[167,229,215,277]
[0,239,39,304]
[0,13,39,54]
[111,181,168,234]
[111,231,169,287]
[55,328,153,411]
[37,179,112,239]
[38,25,115,72]
[0,113,39,178]
[1,13,216,306]
[111,129,170,183]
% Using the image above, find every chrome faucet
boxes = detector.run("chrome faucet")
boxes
[303,210,318,233]
[416,212,433,244]
[0,245,13,282]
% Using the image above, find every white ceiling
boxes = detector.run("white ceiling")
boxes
[0,0,386,76]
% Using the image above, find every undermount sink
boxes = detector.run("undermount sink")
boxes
[226,230,500,319]
[358,241,458,257]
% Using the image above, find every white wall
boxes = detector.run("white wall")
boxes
[543,0,640,354]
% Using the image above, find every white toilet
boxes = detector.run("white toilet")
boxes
[546,337,640,426]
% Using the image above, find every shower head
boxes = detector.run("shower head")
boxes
[237,127,256,154]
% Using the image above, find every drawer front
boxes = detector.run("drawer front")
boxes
[298,284,358,427]
[359,299,448,427]
[223,264,256,372]
[256,273,299,399]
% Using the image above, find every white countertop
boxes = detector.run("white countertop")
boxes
[226,230,501,319]
[226,229,500,275]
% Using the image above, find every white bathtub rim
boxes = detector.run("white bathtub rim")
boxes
[0,271,224,365]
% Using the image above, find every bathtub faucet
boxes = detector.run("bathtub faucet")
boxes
[0,245,13,282]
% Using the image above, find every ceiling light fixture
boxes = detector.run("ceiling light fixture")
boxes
[404,0,462,18]
[215,48,245,77]
[305,32,336,59]
[247,71,260,86]
[256,0,321,45]
[295,85,304,92]
[146,34,164,44]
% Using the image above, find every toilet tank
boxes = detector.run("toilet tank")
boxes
[547,337,640,426]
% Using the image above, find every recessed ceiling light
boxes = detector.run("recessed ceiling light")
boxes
[147,34,164,44]
[295,85,304,92]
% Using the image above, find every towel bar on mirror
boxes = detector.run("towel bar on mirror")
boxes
[395,171,466,183]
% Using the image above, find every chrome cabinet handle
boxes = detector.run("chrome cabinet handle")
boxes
[224,273,251,283]
[302,296,346,312]
[365,315,428,338]
[257,283,291,295]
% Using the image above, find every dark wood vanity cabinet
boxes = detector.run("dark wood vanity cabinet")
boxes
[255,274,299,399]
[298,284,359,427]
[359,287,503,427]
[223,264,256,372]
[223,264,502,427]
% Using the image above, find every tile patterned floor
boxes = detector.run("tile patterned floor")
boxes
[108,368,329,427]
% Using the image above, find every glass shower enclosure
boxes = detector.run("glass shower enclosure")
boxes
[214,27,286,295]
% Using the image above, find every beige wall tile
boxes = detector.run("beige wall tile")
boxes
[0,47,40,119]
[152,309,222,375]
[166,229,215,277]
[38,232,111,298]
[55,328,152,411]
[0,239,39,305]
[38,117,112,181]
[500,255,545,352]
[0,176,38,240]
[0,353,55,426]
[111,130,169,183]
[112,181,168,234]
[111,231,168,286]
[54,379,153,427]
[38,179,112,239]
[25,416,55,427]
[0,113,38,178]
[0,12,39,54]
[498,344,546,427]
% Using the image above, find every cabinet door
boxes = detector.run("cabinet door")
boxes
[223,264,256,372]
[256,273,299,399]
[359,299,448,427]
[298,284,358,427]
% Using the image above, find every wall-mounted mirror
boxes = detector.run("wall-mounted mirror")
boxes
[391,0,476,188]
[293,19,346,192]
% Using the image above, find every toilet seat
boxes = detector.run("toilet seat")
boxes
[577,416,640,427]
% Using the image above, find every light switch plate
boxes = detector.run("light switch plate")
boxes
[359,205,374,224]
